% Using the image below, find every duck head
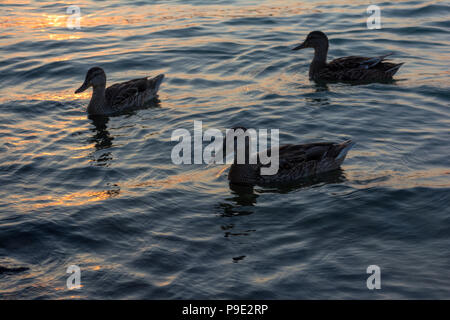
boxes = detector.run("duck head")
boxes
[292,31,329,51]
[75,67,106,94]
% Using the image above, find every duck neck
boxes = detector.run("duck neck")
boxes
[309,44,328,79]
[228,145,257,184]
[229,163,257,185]
[87,85,107,115]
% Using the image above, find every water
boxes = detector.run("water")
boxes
[0,0,449,299]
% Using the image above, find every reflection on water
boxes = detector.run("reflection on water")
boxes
[219,169,346,217]
[88,115,114,166]
[256,169,347,193]
[0,0,449,299]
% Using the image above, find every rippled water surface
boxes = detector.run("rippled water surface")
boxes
[0,0,449,299]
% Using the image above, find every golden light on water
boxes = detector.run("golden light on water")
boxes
[0,0,441,43]
[10,189,120,211]
[0,0,447,211]
[347,166,450,190]
[0,0,449,301]
[45,14,66,28]
[0,0,368,44]
[0,90,90,104]
[0,0,447,101]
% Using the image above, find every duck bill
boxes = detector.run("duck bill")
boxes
[75,81,89,94]
[292,41,307,50]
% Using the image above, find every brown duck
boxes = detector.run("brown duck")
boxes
[292,31,404,82]
[75,67,164,115]
[225,128,355,186]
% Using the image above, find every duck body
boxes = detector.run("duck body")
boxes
[293,31,403,82]
[311,54,403,82]
[227,135,355,186]
[75,67,164,115]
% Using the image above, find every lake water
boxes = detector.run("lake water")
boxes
[0,0,449,299]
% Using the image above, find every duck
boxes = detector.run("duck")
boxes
[75,67,164,115]
[225,127,355,186]
[292,31,404,82]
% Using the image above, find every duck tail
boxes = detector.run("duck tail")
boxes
[385,63,404,77]
[148,74,165,94]
[335,140,355,162]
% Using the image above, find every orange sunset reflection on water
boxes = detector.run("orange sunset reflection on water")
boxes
[0,0,447,100]
[0,0,449,213]
[0,0,417,43]
[0,0,450,300]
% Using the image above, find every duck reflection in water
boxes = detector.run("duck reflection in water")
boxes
[304,82,330,107]
[219,169,347,216]
[217,169,347,239]
[88,115,114,166]
[85,99,161,167]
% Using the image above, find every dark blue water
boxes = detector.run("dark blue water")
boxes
[0,0,449,299]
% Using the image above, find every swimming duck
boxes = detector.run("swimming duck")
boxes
[75,67,164,115]
[292,31,404,82]
[225,127,354,186]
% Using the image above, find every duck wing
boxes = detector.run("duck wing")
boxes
[105,74,164,111]
[276,142,338,169]
[258,141,354,182]
[328,53,393,70]
[105,77,150,110]
[323,53,403,81]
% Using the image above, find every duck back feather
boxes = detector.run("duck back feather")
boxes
[229,140,355,186]
[106,74,165,112]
